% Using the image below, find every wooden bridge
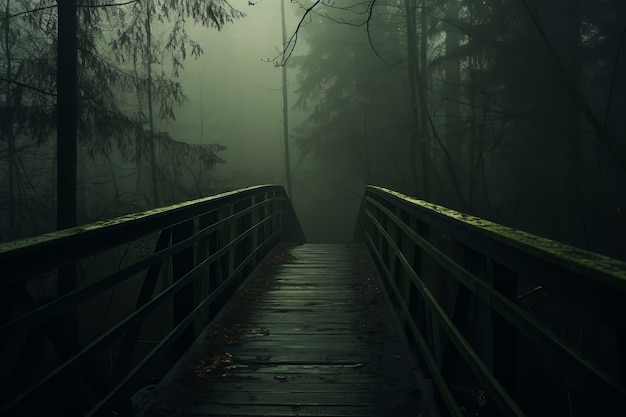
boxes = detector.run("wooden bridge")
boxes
[1,185,624,417]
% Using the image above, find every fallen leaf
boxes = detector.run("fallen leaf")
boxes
[224,364,248,371]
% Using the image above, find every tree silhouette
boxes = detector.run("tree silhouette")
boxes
[0,0,241,241]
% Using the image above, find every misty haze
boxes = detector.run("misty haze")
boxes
[1,1,625,416]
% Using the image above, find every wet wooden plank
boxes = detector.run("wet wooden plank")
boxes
[137,244,427,417]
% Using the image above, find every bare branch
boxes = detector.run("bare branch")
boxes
[8,1,140,19]
[8,5,56,19]
[79,0,141,8]
[267,0,383,66]
[0,76,57,97]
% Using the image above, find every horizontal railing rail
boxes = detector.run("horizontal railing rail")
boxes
[354,185,625,417]
[0,185,304,416]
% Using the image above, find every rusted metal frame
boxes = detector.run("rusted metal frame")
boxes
[362,208,527,417]
[1,211,280,416]
[0,185,285,285]
[362,226,466,417]
[85,225,284,416]
[365,195,626,400]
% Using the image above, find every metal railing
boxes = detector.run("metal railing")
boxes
[0,185,304,416]
[355,185,625,417]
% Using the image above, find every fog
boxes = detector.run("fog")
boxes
[164,1,365,242]
[166,2,291,186]
[2,0,626,255]
[2,3,626,415]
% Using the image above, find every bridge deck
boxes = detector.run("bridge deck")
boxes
[137,243,428,417]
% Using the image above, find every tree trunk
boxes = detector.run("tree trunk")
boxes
[281,0,292,200]
[419,0,429,199]
[443,0,463,205]
[57,0,78,231]
[3,0,17,240]
[405,0,420,195]
[146,1,159,207]
[56,3,80,412]
[563,0,587,248]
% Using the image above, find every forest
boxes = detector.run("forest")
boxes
[1,0,625,260]
[1,1,625,416]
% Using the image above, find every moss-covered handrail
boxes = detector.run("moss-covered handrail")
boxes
[354,185,625,417]
[0,185,304,416]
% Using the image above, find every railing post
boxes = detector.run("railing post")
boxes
[491,261,518,397]
[397,212,412,310]
[172,218,196,351]
[195,213,211,324]
[388,210,398,286]
[407,216,423,332]
[416,220,443,368]
[464,247,494,372]
[355,186,626,417]
[223,203,236,279]
[251,194,261,266]
[115,230,171,379]
[0,185,303,416]
[57,263,81,413]
[270,192,278,231]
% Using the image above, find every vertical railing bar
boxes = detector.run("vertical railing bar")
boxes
[361,205,527,417]
[491,261,518,397]
[115,229,172,379]
[0,185,301,416]
[464,246,494,373]
[172,218,197,351]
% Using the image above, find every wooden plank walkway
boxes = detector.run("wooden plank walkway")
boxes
[136,243,429,417]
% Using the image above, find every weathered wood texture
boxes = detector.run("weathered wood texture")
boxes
[138,243,428,417]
